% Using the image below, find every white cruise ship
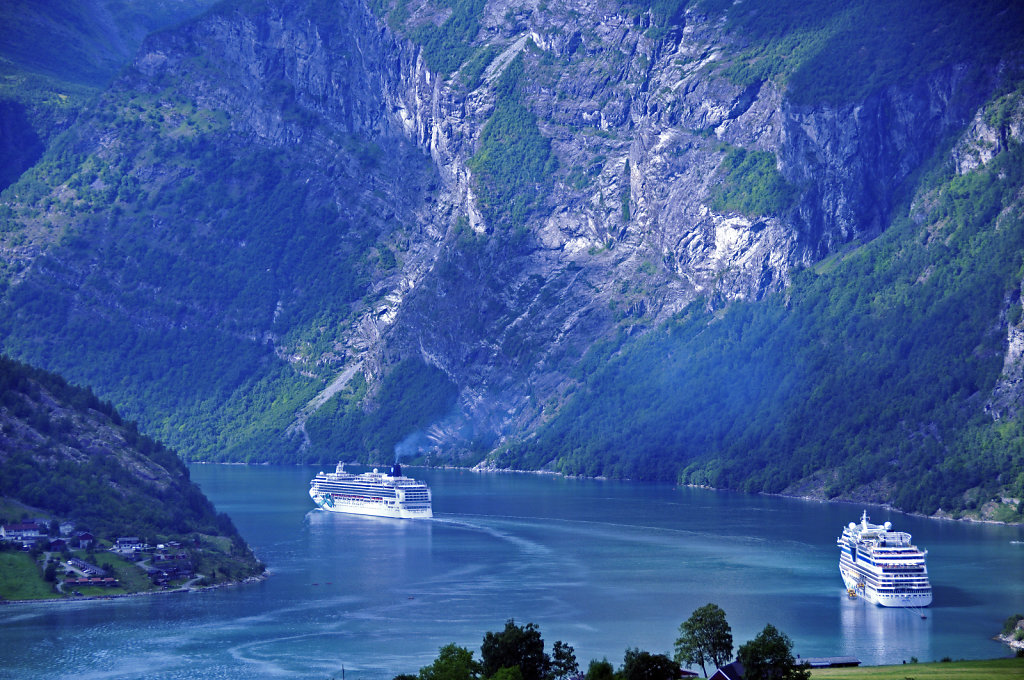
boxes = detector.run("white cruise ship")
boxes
[309,462,432,519]
[837,511,932,607]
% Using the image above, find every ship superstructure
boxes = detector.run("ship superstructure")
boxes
[837,511,931,607]
[309,462,432,519]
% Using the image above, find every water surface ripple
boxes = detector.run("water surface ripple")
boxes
[1,465,1021,678]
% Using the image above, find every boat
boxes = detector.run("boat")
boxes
[837,511,932,607]
[309,462,432,519]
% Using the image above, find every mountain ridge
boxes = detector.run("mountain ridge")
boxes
[0,0,1022,519]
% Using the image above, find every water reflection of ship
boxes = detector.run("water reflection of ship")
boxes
[838,593,933,665]
[304,501,435,590]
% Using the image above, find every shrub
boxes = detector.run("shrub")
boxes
[710,147,797,216]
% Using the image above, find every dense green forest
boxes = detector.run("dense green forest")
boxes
[710,147,796,217]
[501,136,1024,518]
[694,0,1024,104]
[0,0,219,189]
[467,54,557,234]
[0,354,263,581]
[369,0,488,75]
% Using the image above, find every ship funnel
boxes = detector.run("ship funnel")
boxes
[391,462,402,478]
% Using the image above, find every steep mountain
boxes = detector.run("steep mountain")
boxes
[0,0,219,190]
[0,0,1022,518]
[0,354,264,580]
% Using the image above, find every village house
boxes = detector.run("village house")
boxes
[74,531,94,549]
[149,556,195,585]
[0,521,45,546]
[113,537,146,553]
[709,661,743,680]
[708,656,859,680]
[63,577,118,588]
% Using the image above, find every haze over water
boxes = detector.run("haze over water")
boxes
[1,465,1022,679]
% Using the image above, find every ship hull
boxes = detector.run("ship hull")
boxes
[841,566,933,607]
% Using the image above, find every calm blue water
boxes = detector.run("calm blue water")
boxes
[1,465,1022,679]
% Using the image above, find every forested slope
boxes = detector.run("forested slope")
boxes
[0,353,264,579]
[0,0,1022,519]
[502,128,1024,519]
[0,0,218,190]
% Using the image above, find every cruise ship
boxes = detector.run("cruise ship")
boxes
[309,462,432,519]
[837,511,932,607]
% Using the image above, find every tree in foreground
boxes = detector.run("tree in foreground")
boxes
[584,658,615,680]
[620,648,681,680]
[481,620,551,680]
[674,603,733,677]
[736,624,810,680]
[492,668,524,680]
[418,643,482,680]
[551,640,580,680]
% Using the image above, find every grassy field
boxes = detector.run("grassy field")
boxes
[100,551,157,593]
[65,549,157,597]
[810,657,1024,679]
[0,498,50,525]
[0,548,162,600]
[0,551,60,600]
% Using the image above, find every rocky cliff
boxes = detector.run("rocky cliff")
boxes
[1,0,1022,511]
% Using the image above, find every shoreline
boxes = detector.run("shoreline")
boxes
[996,633,1024,654]
[435,462,1024,527]
[1,572,268,607]
[755,489,1024,527]
[191,460,1024,526]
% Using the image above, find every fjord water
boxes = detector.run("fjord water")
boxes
[2,467,1023,679]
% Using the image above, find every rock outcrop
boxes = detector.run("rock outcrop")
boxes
[0,0,1018,464]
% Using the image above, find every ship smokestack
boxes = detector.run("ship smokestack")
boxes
[391,462,402,478]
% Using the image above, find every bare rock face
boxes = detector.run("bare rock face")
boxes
[344,0,999,444]
[958,86,1024,422]
[781,64,998,253]
[0,0,1011,460]
[988,291,1024,422]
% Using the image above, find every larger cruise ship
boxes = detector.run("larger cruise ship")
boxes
[837,511,932,607]
[309,462,432,519]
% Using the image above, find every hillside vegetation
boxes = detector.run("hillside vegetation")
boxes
[0,354,263,581]
[0,0,218,189]
[694,0,1024,104]
[503,135,1024,518]
[0,0,1022,519]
